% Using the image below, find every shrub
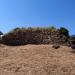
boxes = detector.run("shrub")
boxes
[59,27,69,37]
[50,26,56,32]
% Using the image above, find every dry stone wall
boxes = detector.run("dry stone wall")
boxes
[2,29,69,46]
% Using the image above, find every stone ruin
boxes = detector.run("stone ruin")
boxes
[1,28,69,46]
[70,35,75,49]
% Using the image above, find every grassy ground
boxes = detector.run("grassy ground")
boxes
[0,44,75,75]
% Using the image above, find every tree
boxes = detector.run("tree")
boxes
[59,27,69,37]
[0,31,3,35]
[0,31,3,42]
[0,31,3,36]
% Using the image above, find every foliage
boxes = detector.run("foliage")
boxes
[0,31,3,35]
[50,26,56,30]
[49,26,56,32]
[59,27,69,37]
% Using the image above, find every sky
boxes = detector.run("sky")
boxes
[0,0,75,35]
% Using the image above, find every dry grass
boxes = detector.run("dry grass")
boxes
[0,44,75,75]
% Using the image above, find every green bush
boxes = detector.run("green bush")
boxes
[59,27,69,37]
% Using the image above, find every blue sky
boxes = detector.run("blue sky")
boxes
[0,0,75,35]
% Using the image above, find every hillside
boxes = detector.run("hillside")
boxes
[0,44,75,75]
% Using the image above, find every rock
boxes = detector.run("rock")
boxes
[71,45,75,49]
[52,44,60,49]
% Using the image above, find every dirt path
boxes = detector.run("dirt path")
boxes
[0,44,75,75]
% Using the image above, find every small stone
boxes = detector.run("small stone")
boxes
[52,44,60,49]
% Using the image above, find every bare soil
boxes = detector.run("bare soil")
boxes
[0,44,75,75]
